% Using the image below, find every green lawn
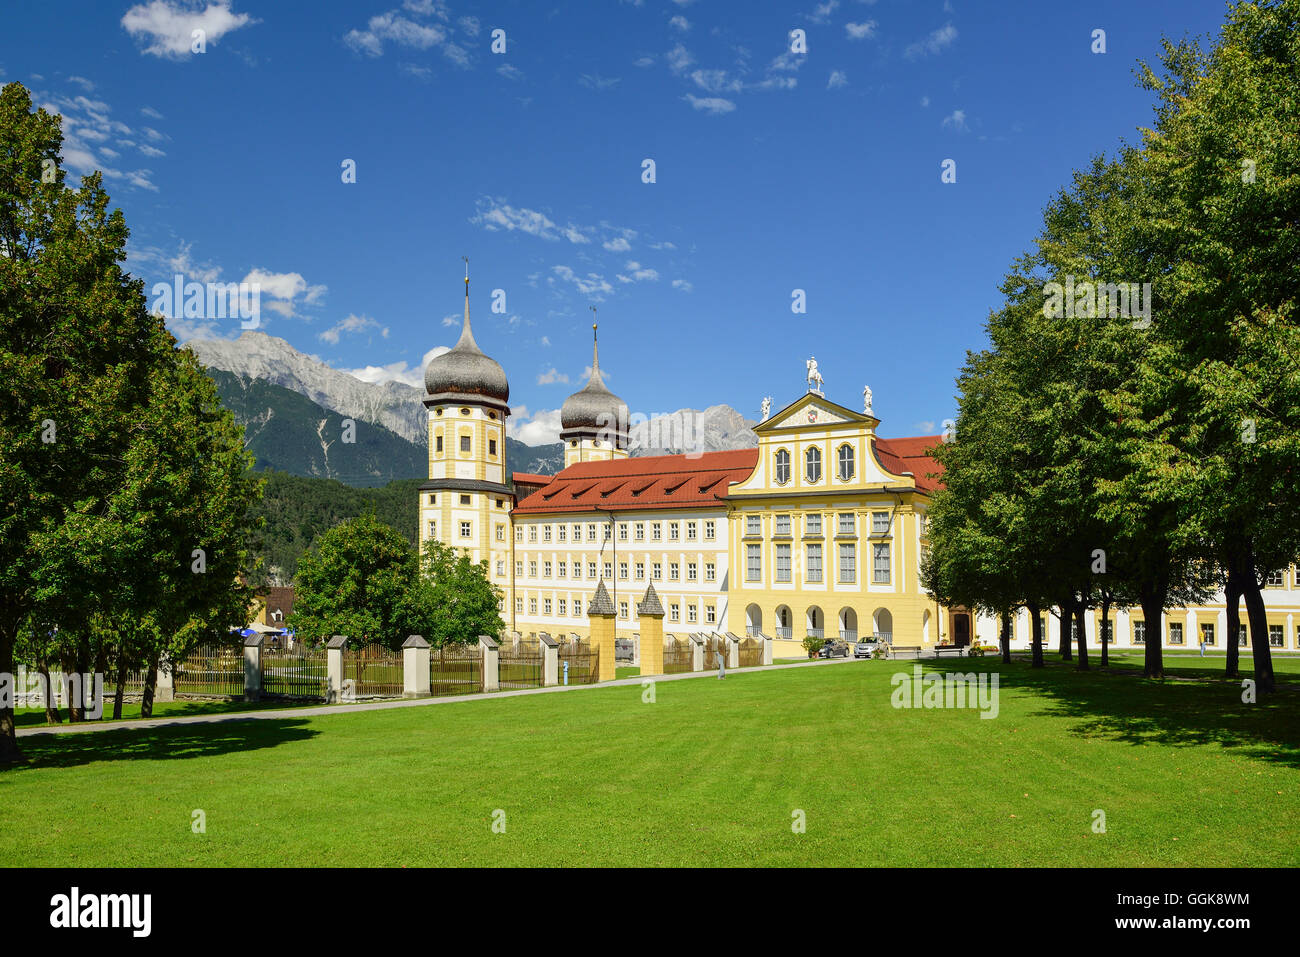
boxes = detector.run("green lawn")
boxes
[3,657,1297,867]
[13,697,317,728]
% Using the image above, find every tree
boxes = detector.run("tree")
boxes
[406,539,503,647]
[291,513,417,648]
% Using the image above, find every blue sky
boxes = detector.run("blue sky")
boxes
[3,0,1229,445]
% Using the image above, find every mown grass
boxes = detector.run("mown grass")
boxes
[3,656,1297,867]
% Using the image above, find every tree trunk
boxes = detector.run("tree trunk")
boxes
[38,661,61,725]
[1028,602,1044,668]
[1099,594,1111,668]
[0,621,22,762]
[1000,609,1012,664]
[1139,581,1166,679]
[63,652,84,723]
[141,649,160,719]
[1074,600,1089,671]
[1239,547,1275,694]
[113,650,128,721]
[1057,602,1073,660]
[1224,562,1243,680]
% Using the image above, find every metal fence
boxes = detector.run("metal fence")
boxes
[663,637,693,674]
[738,636,762,668]
[262,645,328,700]
[344,642,404,699]
[498,636,544,689]
[429,642,483,696]
[174,642,244,696]
[558,638,599,685]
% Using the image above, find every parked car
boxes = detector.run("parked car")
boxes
[853,641,877,659]
[818,640,850,659]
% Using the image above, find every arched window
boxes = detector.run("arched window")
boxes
[775,448,791,485]
[805,446,822,483]
[838,443,854,481]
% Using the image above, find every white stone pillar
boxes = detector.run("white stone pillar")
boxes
[326,634,348,703]
[724,633,739,669]
[689,634,705,672]
[1117,608,1130,646]
[479,635,500,692]
[155,656,175,703]
[402,635,430,697]
[539,632,559,687]
[762,633,773,666]
[243,634,263,701]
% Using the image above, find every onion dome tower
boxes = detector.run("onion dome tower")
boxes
[559,320,629,468]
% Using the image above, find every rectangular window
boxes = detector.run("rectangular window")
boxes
[652,522,662,541]
[529,526,538,542]
[515,561,523,577]
[1200,623,1215,646]
[489,439,497,456]
[806,544,822,582]
[495,560,504,576]
[1099,619,1113,643]
[557,562,566,578]
[705,520,715,540]
[529,561,537,577]
[543,561,552,577]
[686,521,697,541]
[543,599,552,615]
[428,493,437,505]
[1266,569,1285,587]
[588,562,597,579]
[603,562,612,579]
[558,599,566,616]
[687,562,698,582]
[652,562,662,580]
[1238,624,1248,646]
[706,605,716,624]
[873,543,890,584]
[459,494,471,506]
[618,522,628,541]
[572,524,582,541]
[839,543,856,583]
[669,562,680,581]
[619,600,629,619]
[515,598,523,614]
[603,524,611,541]
[669,522,680,541]
[460,435,471,452]
[670,603,680,622]
[1269,624,1284,647]
[746,544,762,581]
[838,512,855,535]
[775,544,792,582]
[588,524,597,542]
[529,598,537,614]
[619,561,629,579]
[872,511,889,535]
[1169,622,1184,645]
[495,524,505,541]
[806,513,822,535]
[460,521,472,538]
[427,519,437,538]
[745,514,761,536]
[558,525,567,542]
[1133,620,1146,644]
[635,522,645,540]
[543,525,552,542]
[705,562,716,582]
[635,562,645,580]
[775,514,791,536]
[436,436,443,453]
[687,604,697,624]
[515,527,523,542]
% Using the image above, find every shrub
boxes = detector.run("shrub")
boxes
[802,636,825,658]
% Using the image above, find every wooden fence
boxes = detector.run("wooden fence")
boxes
[429,642,484,696]
[174,642,244,696]
[262,645,328,700]
[498,636,545,689]
[344,642,404,699]
[557,638,599,685]
[663,638,693,674]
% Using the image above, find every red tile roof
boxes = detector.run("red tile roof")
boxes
[511,472,553,485]
[512,449,759,514]
[875,435,945,491]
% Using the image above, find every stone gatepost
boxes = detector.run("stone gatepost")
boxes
[243,634,264,701]
[688,633,705,672]
[539,632,559,687]
[636,584,665,677]
[724,632,740,669]
[155,656,175,703]
[479,635,500,692]
[631,633,641,667]
[326,634,348,703]
[761,632,774,666]
[587,580,618,682]
[402,635,430,698]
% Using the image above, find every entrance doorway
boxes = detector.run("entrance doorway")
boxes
[953,613,971,647]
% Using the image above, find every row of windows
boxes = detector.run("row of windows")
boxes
[425,493,507,509]
[433,434,499,457]
[746,511,893,538]
[517,519,717,544]
[746,542,890,584]
[426,520,507,541]
[1049,619,1299,648]
[514,559,717,582]
[773,444,857,484]
[516,595,717,624]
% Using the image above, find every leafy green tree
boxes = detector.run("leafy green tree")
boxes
[406,539,503,647]
[291,513,417,648]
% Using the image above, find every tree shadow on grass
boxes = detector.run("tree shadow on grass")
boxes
[927,657,1300,770]
[3,718,319,771]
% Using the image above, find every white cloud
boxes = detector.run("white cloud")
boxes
[669,15,690,31]
[342,347,448,388]
[344,10,446,57]
[634,55,656,67]
[497,63,524,80]
[458,15,480,36]
[906,22,958,59]
[240,268,326,318]
[319,313,385,345]
[472,198,593,244]
[920,95,930,107]
[141,105,165,119]
[941,108,968,132]
[507,406,564,445]
[540,336,551,347]
[603,237,631,252]
[121,1,256,60]
[671,279,693,292]
[579,73,621,90]
[617,260,659,283]
[666,44,694,75]
[808,1,839,25]
[441,314,459,327]
[828,70,848,89]
[550,265,613,301]
[683,94,735,114]
[537,367,570,385]
[67,75,95,91]
[845,20,877,40]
